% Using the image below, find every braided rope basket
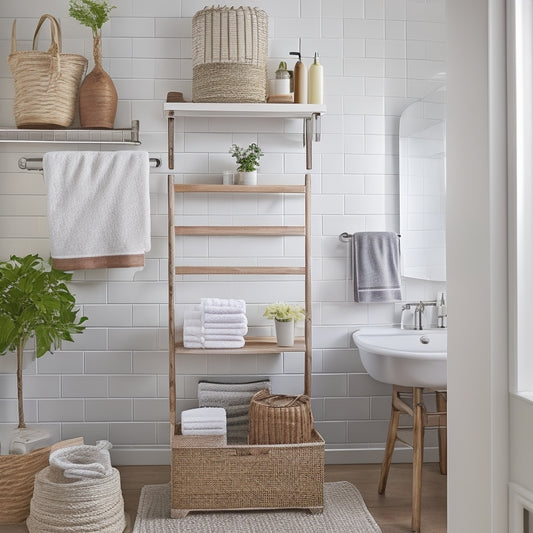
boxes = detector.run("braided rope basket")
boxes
[248,389,314,445]
[192,6,268,102]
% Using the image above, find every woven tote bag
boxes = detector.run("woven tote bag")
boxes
[8,14,87,129]
[192,6,268,102]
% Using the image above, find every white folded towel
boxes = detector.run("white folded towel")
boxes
[203,326,248,336]
[181,407,226,424]
[201,298,246,311]
[204,334,246,342]
[203,305,246,315]
[43,151,151,270]
[181,427,227,436]
[49,440,112,480]
[203,312,247,324]
[183,339,203,348]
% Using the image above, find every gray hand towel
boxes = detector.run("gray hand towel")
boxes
[352,231,402,303]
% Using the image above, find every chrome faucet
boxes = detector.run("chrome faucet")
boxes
[401,300,438,330]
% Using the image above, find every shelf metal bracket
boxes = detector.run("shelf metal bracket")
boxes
[303,113,322,170]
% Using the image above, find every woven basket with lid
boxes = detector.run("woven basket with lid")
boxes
[192,6,268,103]
[248,389,314,445]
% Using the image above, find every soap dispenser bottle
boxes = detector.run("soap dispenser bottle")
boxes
[289,51,307,103]
[308,52,323,105]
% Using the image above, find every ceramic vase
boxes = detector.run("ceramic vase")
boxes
[79,30,117,129]
[275,319,295,347]
[234,169,257,185]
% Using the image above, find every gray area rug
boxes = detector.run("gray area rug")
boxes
[133,481,381,533]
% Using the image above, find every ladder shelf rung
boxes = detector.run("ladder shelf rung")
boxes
[175,226,305,236]
[175,336,306,355]
[175,266,305,275]
[174,184,306,194]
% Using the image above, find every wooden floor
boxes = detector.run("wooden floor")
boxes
[119,462,447,533]
[0,462,446,533]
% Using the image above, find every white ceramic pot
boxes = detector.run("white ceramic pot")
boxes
[234,170,257,185]
[275,319,295,347]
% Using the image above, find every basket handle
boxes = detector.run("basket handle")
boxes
[32,14,62,55]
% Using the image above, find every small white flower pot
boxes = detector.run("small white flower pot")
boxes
[275,319,295,347]
[234,170,257,185]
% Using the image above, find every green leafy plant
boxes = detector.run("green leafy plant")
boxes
[68,0,116,36]
[0,255,87,429]
[263,302,305,323]
[229,143,264,172]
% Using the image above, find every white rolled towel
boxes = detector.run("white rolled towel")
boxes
[49,440,113,480]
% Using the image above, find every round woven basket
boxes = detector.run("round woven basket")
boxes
[192,6,268,103]
[248,389,314,445]
[0,446,51,524]
[26,465,126,533]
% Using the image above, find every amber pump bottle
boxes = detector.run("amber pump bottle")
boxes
[289,51,307,103]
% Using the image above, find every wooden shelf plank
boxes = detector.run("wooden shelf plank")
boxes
[175,336,305,355]
[175,266,305,275]
[164,102,326,118]
[174,184,305,194]
[175,226,305,236]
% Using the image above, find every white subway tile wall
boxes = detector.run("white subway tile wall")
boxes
[0,0,446,464]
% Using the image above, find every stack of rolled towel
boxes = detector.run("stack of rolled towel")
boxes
[181,407,227,436]
[183,297,248,349]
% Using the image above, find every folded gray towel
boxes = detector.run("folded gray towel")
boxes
[352,231,402,303]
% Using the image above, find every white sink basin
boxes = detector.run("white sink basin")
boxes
[352,327,447,389]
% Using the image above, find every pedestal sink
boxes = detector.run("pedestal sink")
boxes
[352,327,447,389]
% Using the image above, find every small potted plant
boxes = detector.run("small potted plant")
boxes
[229,143,264,185]
[263,302,305,347]
[69,0,117,128]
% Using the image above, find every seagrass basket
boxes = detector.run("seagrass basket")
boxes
[171,426,324,518]
[8,14,87,128]
[0,437,82,524]
[248,389,314,445]
[192,6,268,102]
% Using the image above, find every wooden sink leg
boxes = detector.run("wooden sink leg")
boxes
[378,386,401,494]
[411,386,424,533]
[436,390,447,475]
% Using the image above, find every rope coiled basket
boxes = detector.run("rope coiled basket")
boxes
[192,6,268,102]
[26,466,126,533]
[248,389,314,445]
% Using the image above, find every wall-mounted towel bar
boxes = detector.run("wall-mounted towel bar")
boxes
[339,232,401,242]
[18,156,162,171]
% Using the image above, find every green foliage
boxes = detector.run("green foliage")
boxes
[229,143,264,172]
[0,254,87,359]
[69,0,116,34]
[263,302,305,323]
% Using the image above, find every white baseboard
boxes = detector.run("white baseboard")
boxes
[110,445,441,466]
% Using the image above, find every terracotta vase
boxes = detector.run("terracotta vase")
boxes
[79,30,117,129]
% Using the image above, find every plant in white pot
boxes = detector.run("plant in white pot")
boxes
[263,302,305,347]
[0,254,87,453]
[229,142,263,185]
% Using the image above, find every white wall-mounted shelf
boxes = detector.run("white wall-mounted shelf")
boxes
[163,102,326,118]
[0,120,141,144]
[165,101,326,170]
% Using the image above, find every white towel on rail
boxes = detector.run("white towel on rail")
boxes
[43,151,151,270]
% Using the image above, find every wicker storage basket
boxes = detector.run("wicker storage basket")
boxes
[171,426,324,518]
[0,437,82,524]
[192,6,268,103]
[8,14,87,129]
[248,389,314,445]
